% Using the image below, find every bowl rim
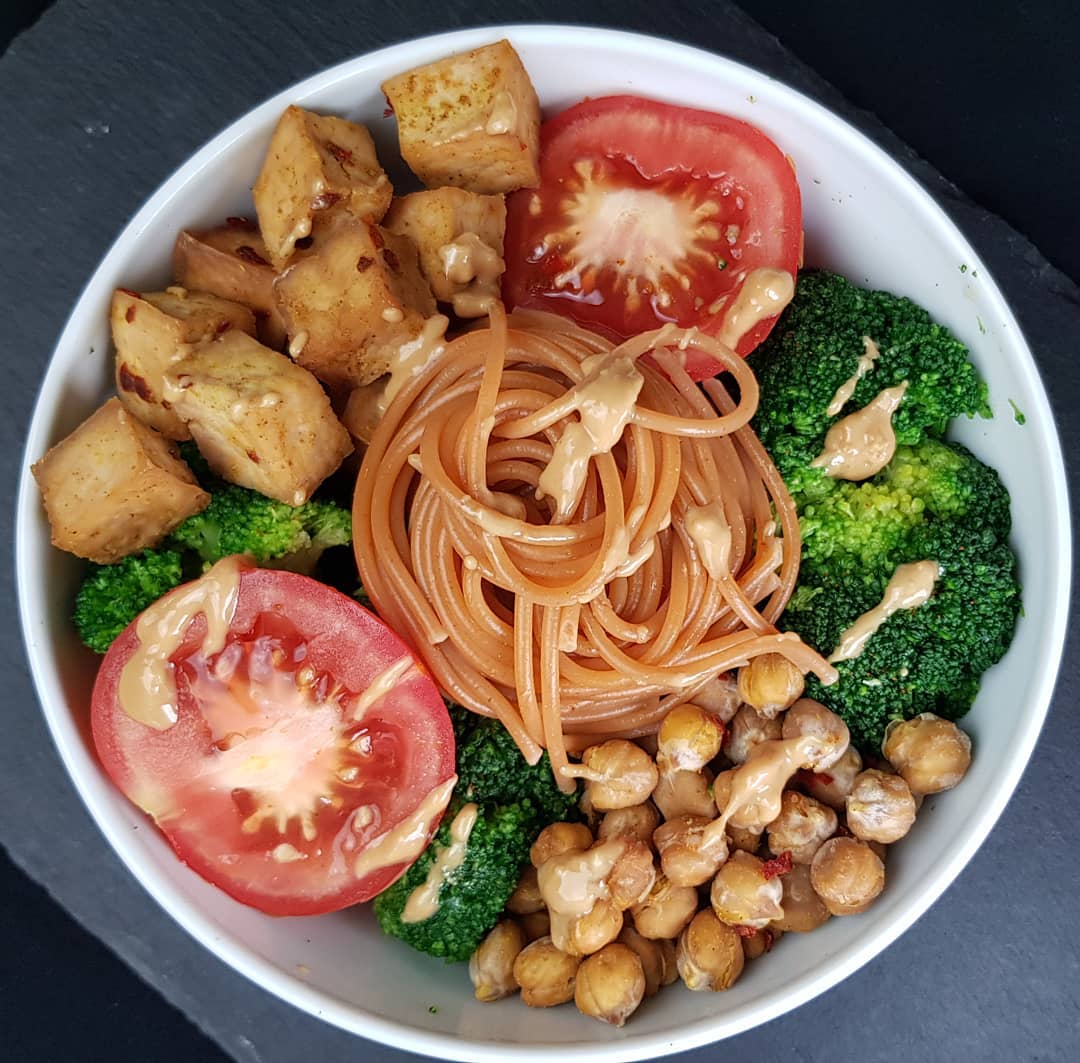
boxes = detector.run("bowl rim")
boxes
[15,22,1073,1062]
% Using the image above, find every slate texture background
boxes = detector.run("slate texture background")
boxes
[1,2,1077,1062]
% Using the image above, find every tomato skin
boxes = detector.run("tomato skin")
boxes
[503,95,802,377]
[91,566,455,916]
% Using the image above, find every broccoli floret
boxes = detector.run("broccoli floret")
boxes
[373,800,536,962]
[168,485,351,575]
[752,271,990,496]
[454,713,580,824]
[73,549,185,653]
[798,439,1010,577]
[782,441,1020,751]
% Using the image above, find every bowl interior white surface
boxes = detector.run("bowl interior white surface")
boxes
[16,24,1070,1063]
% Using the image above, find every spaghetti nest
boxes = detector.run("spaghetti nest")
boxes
[353,307,835,785]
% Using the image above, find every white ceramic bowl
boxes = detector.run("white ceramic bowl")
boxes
[15,24,1071,1062]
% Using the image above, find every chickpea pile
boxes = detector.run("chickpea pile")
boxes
[468,662,972,1026]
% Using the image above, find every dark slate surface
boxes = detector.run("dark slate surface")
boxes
[2,2,1078,1062]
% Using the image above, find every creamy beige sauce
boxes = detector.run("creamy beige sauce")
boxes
[381,306,405,324]
[118,556,243,730]
[484,90,519,135]
[537,353,643,519]
[352,775,457,880]
[812,381,908,480]
[826,336,881,417]
[401,803,478,923]
[351,655,415,721]
[536,839,624,917]
[382,314,448,413]
[717,268,795,350]
[710,734,819,835]
[684,499,733,581]
[438,232,505,318]
[829,560,940,663]
[288,330,309,358]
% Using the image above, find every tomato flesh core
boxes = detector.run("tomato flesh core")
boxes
[504,96,803,377]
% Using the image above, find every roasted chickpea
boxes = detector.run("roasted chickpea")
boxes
[506,864,545,915]
[883,714,972,795]
[469,920,526,1002]
[727,823,764,854]
[608,839,657,910]
[737,653,805,718]
[630,872,699,940]
[846,769,917,844]
[676,909,745,991]
[574,943,646,1026]
[810,837,885,916]
[555,899,624,957]
[710,851,784,929]
[566,740,659,810]
[530,821,593,868]
[799,745,863,809]
[766,790,838,864]
[693,672,742,724]
[513,936,580,1007]
[657,703,725,771]
[782,698,850,771]
[771,863,830,932]
[652,767,717,820]
[654,814,728,887]
[598,802,661,846]
[724,704,782,764]
[519,910,551,941]
[618,927,677,997]
[741,926,781,961]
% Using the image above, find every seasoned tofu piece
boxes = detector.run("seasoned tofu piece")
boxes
[253,106,393,270]
[111,286,256,440]
[384,188,506,317]
[32,397,209,564]
[382,39,540,194]
[274,213,436,392]
[163,330,353,505]
[172,219,288,349]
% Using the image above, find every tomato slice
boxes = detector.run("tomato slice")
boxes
[503,95,802,377]
[91,564,455,916]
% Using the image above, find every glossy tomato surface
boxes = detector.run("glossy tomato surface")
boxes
[503,95,802,377]
[91,566,455,916]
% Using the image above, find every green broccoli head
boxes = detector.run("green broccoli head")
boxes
[785,479,1020,753]
[798,438,1011,576]
[373,799,536,962]
[453,712,581,824]
[751,271,990,495]
[167,486,351,575]
[74,549,185,654]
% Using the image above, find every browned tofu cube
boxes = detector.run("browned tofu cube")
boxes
[384,188,505,317]
[172,219,288,349]
[163,331,353,505]
[274,214,437,392]
[382,40,540,194]
[111,286,256,440]
[32,397,209,564]
[253,106,393,270]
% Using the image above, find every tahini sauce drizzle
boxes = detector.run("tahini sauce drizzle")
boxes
[352,775,457,880]
[536,352,644,519]
[684,499,733,581]
[437,232,505,318]
[826,336,881,417]
[829,560,941,663]
[401,803,479,923]
[812,381,908,480]
[351,655,415,721]
[117,555,243,730]
[717,268,795,350]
